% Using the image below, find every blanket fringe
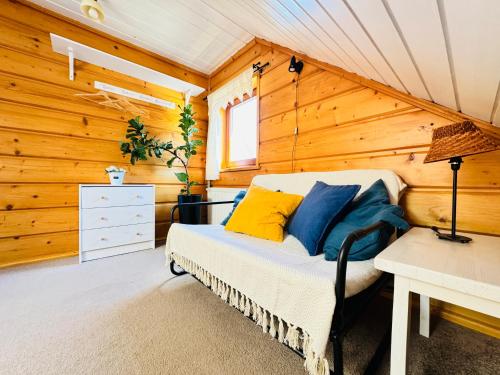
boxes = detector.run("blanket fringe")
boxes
[278,318,285,343]
[269,315,276,338]
[285,324,300,350]
[169,252,330,375]
[262,310,269,334]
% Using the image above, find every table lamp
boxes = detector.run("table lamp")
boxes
[424,121,499,243]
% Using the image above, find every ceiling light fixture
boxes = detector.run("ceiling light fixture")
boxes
[288,56,304,75]
[80,0,104,23]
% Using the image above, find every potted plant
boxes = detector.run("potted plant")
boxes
[119,104,203,224]
[105,166,126,185]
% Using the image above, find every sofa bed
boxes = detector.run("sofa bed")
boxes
[166,169,408,375]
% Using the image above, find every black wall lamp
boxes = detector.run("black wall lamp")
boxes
[288,56,304,74]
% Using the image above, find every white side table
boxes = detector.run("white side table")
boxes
[374,227,500,374]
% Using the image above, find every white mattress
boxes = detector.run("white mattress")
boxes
[169,224,382,298]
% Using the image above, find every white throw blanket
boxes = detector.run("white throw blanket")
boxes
[166,224,382,375]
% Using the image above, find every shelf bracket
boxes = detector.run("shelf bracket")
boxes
[68,46,74,81]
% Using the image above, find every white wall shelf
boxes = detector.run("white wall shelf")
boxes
[50,33,205,99]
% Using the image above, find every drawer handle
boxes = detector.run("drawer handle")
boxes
[136,195,143,199]
[100,196,108,200]
[136,214,142,218]
[136,233,143,236]
[100,217,107,221]
[100,237,107,241]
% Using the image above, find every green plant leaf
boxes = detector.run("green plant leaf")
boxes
[174,172,188,182]
[167,157,176,168]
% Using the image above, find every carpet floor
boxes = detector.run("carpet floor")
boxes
[0,248,498,375]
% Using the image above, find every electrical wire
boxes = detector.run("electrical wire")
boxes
[291,73,299,172]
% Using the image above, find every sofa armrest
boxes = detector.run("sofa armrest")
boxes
[170,200,235,224]
[331,221,394,335]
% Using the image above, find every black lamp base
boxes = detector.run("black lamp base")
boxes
[429,157,473,244]
[431,227,472,243]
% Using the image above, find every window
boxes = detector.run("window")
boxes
[223,94,259,169]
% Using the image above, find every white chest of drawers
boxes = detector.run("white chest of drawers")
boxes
[79,184,155,262]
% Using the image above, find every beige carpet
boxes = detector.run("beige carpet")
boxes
[0,248,498,375]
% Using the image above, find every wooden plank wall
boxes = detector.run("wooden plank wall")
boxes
[210,40,500,337]
[0,0,208,268]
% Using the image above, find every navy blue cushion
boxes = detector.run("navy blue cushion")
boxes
[288,182,361,256]
[221,190,246,226]
[324,179,410,261]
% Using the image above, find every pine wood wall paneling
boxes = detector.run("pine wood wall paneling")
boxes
[0,101,208,141]
[0,0,208,267]
[0,156,205,184]
[0,183,78,210]
[0,184,205,211]
[0,72,208,126]
[1,207,78,238]
[402,188,500,235]
[0,231,79,267]
[0,128,206,168]
[209,39,500,337]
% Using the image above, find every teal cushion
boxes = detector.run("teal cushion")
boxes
[324,180,409,261]
[221,190,246,226]
[288,182,361,256]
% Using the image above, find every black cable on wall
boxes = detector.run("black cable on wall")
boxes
[288,55,303,173]
[291,74,299,173]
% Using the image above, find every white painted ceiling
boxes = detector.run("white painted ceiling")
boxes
[30,0,500,126]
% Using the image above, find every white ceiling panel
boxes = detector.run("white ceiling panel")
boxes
[256,0,345,67]
[317,0,406,92]
[275,0,360,74]
[28,0,253,73]
[386,0,457,110]
[443,0,500,122]
[295,0,385,83]
[345,0,431,100]
[28,0,500,126]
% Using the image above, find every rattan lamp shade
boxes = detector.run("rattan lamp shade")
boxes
[423,120,498,243]
[424,121,498,163]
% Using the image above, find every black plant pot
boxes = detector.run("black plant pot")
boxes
[177,194,202,224]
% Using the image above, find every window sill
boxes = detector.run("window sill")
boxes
[221,165,261,173]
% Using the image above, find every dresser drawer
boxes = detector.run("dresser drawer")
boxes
[81,205,154,230]
[81,186,154,208]
[81,223,154,251]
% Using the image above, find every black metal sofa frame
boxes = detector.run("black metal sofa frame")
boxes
[168,201,394,375]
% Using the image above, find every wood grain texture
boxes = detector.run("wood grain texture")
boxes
[0,183,205,211]
[0,101,208,141]
[210,39,500,337]
[0,231,78,268]
[0,0,207,267]
[0,128,206,168]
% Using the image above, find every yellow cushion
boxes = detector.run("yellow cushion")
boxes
[225,185,303,242]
